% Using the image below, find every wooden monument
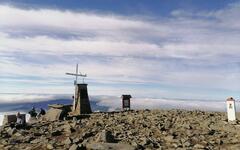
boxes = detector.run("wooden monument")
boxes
[66,64,92,115]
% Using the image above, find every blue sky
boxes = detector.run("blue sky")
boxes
[1,0,237,15]
[1,0,240,107]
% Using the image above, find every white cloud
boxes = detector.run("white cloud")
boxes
[0,3,240,101]
[0,93,70,104]
[86,95,232,112]
[0,34,162,57]
[0,5,150,31]
[0,5,240,59]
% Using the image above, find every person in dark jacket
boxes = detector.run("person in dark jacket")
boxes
[29,106,37,118]
[37,108,46,119]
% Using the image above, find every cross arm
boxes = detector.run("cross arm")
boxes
[66,73,87,77]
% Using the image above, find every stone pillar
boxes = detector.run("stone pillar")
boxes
[72,84,92,114]
[226,97,236,122]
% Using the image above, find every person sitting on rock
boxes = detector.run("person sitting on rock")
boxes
[37,108,46,119]
[16,112,23,124]
[28,106,37,118]
[15,112,25,129]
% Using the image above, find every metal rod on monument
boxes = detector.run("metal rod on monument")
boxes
[76,63,78,84]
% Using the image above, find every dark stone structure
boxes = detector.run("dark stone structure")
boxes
[72,84,92,115]
[122,95,132,110]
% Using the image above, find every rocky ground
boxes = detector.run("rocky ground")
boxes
[1,109,240,150]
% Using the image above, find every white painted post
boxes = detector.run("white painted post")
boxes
[226,97,236,121]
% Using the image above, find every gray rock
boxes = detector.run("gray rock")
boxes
[64,123,74,133]
[193,144,205,149]
[8,139,21,145]
[72,138,80,144]
[13,132,22,137]
[1,139,8,145]
[82,131,94,139]
[78,144,86,150]
[46,144,54,149]
[23,136,35,143]
[44,108,64,121]
[216,139,223,145]
[86,143,135,150]
[140,137,151,146]
[69,144,79,150]
[96,130,115,143]
[131,141,142,149]
[30,138,42,144]
[7,128,17,136]
[71,121,77,128]
[164,135,174,142]
[64,137,72,145]
[33,132,42,136]
[228,144,240,149]
[183,141,191,147]
[51,130,62,136]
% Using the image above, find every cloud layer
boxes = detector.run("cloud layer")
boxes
[0,93,233,112]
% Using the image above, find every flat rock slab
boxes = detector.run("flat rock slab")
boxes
[86,143,135,150]
[44,108,64,121]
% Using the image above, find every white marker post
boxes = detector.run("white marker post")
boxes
[226,97,236,122]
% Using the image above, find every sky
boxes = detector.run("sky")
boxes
[1,0,240,111]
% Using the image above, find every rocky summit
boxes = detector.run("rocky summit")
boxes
[1,109,240,150]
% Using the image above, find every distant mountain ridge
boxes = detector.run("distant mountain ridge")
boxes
[0,99,109,113]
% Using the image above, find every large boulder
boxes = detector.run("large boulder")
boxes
[44,108,65,121]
